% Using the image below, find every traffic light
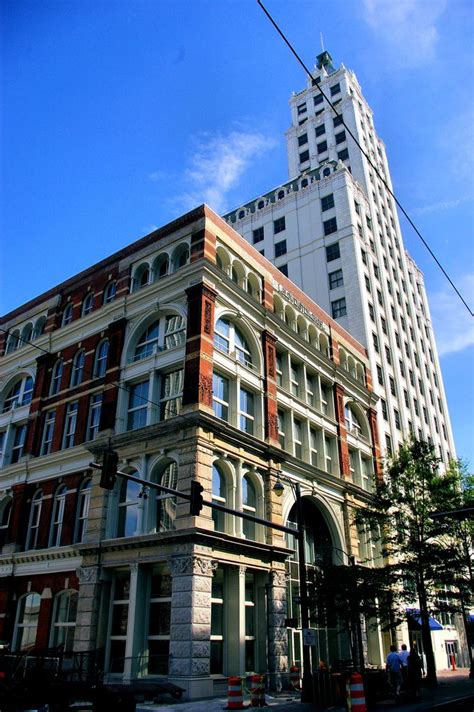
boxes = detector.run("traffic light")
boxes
[189,480,204,515]
[100,449,119,490]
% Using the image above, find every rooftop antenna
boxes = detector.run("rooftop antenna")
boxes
[320,31,325,52]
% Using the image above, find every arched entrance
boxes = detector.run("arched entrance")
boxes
[285,498,351,670]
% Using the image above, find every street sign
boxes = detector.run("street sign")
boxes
[303,628,317,646]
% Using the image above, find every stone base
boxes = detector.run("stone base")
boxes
[168,675,214,700]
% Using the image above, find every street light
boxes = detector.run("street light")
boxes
[273,477,313,703]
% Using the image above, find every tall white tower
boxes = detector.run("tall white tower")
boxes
[224,51,456,464]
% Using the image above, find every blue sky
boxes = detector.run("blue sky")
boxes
[1,0,473,467]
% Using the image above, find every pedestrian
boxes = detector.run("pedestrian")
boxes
[407,645,423,699]
[399,643,409,688]
[386,644,403,698]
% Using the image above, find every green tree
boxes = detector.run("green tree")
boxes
[354,439,468,686]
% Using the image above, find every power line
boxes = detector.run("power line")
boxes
[257,0,474,318]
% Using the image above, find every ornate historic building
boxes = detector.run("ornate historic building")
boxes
[0,204,384,698]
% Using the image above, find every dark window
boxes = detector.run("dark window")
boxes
[328,269,343,289]
[252,227,264,244]
[337,148,349,161]
[381,399,388,420]
[361,249,367,265]
[274,240,287,258]
[259,249,265,256]
[273,217,286,234]
[373,333,379,352]
[331,298,347,318]
[298,133,308,147]
[389,376,396,396]
[317,141,328,154]
[315,124,326,137]
[365,275,371,292]
[323,218,337,236]
[278,264,288,276]
[368,303,375,321]
[314,94,324,106]
[385,345,392,364]
[297,103,307,115]
[330,83,341,96]
[335,131,346,145]
[333,114,343,127]
[299,150,309,163]
[321,194,334,211]
[377,365,383,385]
[325,242,340,261]
[394,410,401,430]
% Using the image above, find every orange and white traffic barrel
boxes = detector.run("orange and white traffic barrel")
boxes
[349,672,367,712]
[227,676,245,709]
[289,664,301,690]
[249,673,265,707]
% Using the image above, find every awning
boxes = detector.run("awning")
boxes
[406,608,443,631]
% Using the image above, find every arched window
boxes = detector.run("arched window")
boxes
[33,316,46,339]
[94,339,109,378]
[0,496,12,547]
[50,591,78,651]
[26,490,42,550]
[82,293,94,316]
[134,321,159,360]
[75,479,91,543]
[13,592,41,652]
[70,350,85,387]
[156,462,178,532]
[344,404,363,437]
[154,254,169,280]
[242,475,256,540]
[133,264,150,291]
[50,485,67,547]
[21,323,33,344]
[212,464,227,532]
[103,281,117,304]
[50,359,64,395]
[117,478,141,538]
[6,330,19,353]
[62,303,73,327]
[171,243,189,272]
[3,376,34,412]
[214,318,253,368]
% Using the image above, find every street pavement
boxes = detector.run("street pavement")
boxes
[136,668,474,712]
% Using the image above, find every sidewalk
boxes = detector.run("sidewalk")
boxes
[136,669,474,712]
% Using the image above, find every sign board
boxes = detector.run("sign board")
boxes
[303,628,317,647]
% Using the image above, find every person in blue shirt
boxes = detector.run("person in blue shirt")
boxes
[386,644,403,697]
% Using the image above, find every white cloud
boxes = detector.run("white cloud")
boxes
[412,196,473,216]
[362,0,447,68]
[430,274,474,356]
[170,130,277,214]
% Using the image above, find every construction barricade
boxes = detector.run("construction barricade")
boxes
[289,664,301,690]
[348,671,367,712]
[249,674,265,707]
[226,676,245,709]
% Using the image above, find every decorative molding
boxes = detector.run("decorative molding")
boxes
[270,569,287,588]
[170,555,218,577]
[198,375,213,407]
[76,566,99,585]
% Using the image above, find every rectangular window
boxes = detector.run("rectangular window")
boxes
[164,315,186,350]
[325,242,340,261]
[290,362,300,397]
[337,148,349,161]
[212,373,229,422]
[323,217,337,236]
[381,399,388,420]
[11,424,27,464]
[274,240,287,258]
[389,376,396,396]
[278,264,288,276]
[324,436,333,473]
[252,227,264,244]
[273,216,286,234]
[317,140,328,154]
[381,316,387,334]
[385,345,392,365]
[41,411,56,456]
[239,388,255,434]
[293,419,303,459]
[127,381,149,430]
[373,333,379,352]
[330,83,341,96]
[377,365,383,385]
[385,434,393,456]
[368,303,375,321]
[63,401,78,449]
[333,114,343,127]
[361,249,367,264]
[298,133,308,147]
[328,269,344,289]
[147,568,172,675]
[335,131,346,145]
[394,410,401,430]
[331,298,347,318]
[365,275,371,292]
[299,150,309,163]
[310,428,318,466]
[297,103,307,115]
[210,568,225,674]
[160,369,184,420]
[306,374,315,407]
[321,193,334,211]
[314,94,324,106]
[109,573,130,673]
[404,390,409,407]
[315,123,326,137]
[276,352,283,387]
[277,410,286,449]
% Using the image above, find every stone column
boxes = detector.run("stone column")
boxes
[267,568,288,690]
[169,554,217,699]
[75,566,102,654]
